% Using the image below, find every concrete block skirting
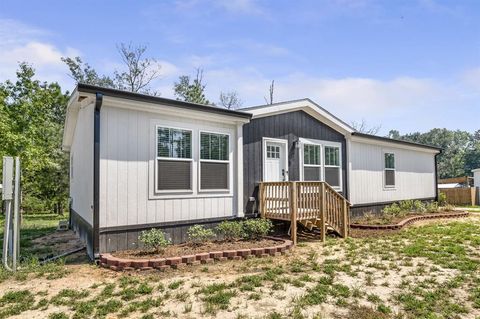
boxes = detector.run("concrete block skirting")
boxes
[100,237,293,272]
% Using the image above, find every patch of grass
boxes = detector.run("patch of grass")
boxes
[50,289,89,306]
[168,280,184,290]
[48,312,69,319]
[96,299,122,317]
[0,290,35,318]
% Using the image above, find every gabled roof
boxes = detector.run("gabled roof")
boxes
[241,98,441,152]
[241,98,356,134]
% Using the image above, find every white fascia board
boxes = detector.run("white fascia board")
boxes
[350,135,440,154]
[103,96,251,125]
[62,90,95,151]
[246,100,354,135]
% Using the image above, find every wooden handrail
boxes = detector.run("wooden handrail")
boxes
[258,181,350,243]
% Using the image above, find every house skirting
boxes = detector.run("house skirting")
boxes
[98,217,236,253]
[70,208,94,259]
[350,197,436,219]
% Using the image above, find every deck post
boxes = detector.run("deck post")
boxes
[343,198,348,238]
[320,182,326,242]
[290,181,298,245]
[259,183,265,218]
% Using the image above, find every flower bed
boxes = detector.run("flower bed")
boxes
[100,237,293,271]
[350,211,469,230]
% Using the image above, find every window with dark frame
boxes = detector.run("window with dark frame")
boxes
[156,127,192,191]
[384,152,395,187]
[200,132,229,190]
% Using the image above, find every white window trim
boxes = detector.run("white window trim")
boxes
[298,138,343,192]
[155,125,193,194]
[383,151,396,190]
[198,130,231,192]
[262,137,289,182]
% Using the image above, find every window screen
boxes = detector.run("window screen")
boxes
[385,153,395,169]
[304,167,321,181]
[200,132,229,160]
[157,160,191,190]
[200,162,229,190]
[385,170,395,187]
[325,167,340,187]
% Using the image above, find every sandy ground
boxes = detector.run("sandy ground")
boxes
[2,215,480,319]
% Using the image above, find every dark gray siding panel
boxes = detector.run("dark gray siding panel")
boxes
[243,110,347,215]
[98,217,235,253]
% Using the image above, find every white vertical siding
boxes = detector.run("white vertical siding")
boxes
[70,103,94,225]
[99,105,239,228]
[349,140,437,205]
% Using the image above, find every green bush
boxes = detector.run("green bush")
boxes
[139,229,170,253]
[438,192,448,206]
[425,201,439,213]
[187,225,215,245]
[243,219,273,240]
[413,200,426,213]
[382,203,402,218]
[216,221,245,241]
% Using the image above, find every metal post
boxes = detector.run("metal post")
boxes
[12,157,21,271]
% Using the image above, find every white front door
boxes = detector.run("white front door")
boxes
[264,140,288,182]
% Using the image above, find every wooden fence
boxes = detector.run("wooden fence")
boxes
[438,187,479,206]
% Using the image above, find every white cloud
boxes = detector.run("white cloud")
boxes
[199,67,478,133]
[0,19,79,88]
[462,67,480,91]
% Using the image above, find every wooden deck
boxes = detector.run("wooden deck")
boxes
[258,181,350,244]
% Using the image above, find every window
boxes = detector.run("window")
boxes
[266,145,280,159]
[200,132,229,190]
[303,144,321,181]
[384,152,395,187]
[156,127,192,191]
[324,146,341,187]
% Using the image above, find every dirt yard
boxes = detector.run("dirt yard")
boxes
[1,216,479,319]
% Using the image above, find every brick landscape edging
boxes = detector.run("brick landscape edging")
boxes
[350,211,470,230]
[100,237,293,272]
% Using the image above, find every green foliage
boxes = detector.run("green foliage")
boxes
[438,192,448,206]
[216,221,245,241]
[242,219,273,240]
[139,228,170,253]
[0,63,69,214]
[173,68,210,105]
[187,225,215,244]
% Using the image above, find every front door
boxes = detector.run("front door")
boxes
[264,140,288,182]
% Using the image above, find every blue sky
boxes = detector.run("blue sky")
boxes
[0,0,479,134]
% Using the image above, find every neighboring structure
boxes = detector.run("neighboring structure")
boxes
[63,85,441,259]
[472,169,480,189]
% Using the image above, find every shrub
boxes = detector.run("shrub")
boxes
[216,221,245,241]
[139,229,170,253]
[438,192,448,206]
[413,200,426,213]
[243,219,273,240]
[425,201,439,213]
[187,225,215,245]
[382,203,402,218]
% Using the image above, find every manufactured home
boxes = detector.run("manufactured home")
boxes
[63,84,441,259]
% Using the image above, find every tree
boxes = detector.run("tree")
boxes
[61,56,116,88]
[173,68,210,104]
[264,80,274,104]
[391,128,473,179]
[114,43,162,95]
[62,43,161,95]
[351,119,381,135]
[219,91,242,109]
[0,63,69,214]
